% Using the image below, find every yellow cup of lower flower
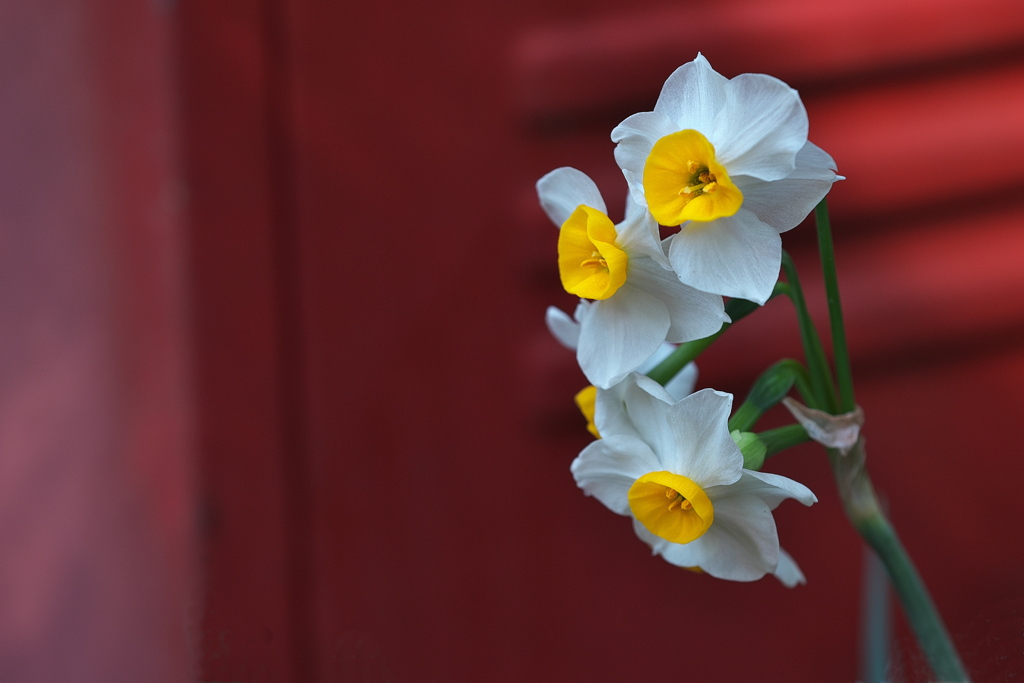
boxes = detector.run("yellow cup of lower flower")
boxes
[628,471,713,544]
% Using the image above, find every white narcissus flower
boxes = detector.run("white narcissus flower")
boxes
[612,54,840,305]
[571,373,816,586]
[537,167,728,389]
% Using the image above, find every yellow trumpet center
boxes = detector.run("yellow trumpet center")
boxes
[557,205,628,300]
[628,471,714,544]
[643,129,743,226]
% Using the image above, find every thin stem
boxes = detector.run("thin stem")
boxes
[780,251,837,412]
[727,401,761,434]
[859,540,892,683]
[759,423,809,457]
[815,200,856,413]
[832,441,970,682]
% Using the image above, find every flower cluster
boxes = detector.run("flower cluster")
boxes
[539,55,838,585]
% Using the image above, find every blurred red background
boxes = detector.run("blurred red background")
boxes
[2,0,1024,681]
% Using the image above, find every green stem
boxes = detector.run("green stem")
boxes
[759,423,809,457]
[815,200,856,413]
[727,401,761,434]
[832,441,969,681]
[859,541,892,683]
[780,251,837,412]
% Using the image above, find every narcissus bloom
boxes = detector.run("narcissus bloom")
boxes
[537,167,728,389]
[612,54,840,305]
[571,373,816,585]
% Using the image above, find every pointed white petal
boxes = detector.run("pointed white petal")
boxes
[611,110,675,187]
[668,211,782,304]
[711,73,807,181]
[616,200,670,267]
[657,388,743,488]
[630,372,678,404]
[536,167,607,226]
[544,305,580,350]
[593,373,680,447]
[773,549,807,587]
[616,374,677,465]
[626,257,729,342]
[572,435,661,515]
[576,284,670,389]
[618,374,675,464]
[662,361,698,401]
[722,469,818,509]
[739,141,839,233]
[593,376,640,441]
[695,493,779,581]
[653,53,728,132]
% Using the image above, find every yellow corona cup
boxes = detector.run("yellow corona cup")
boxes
[557,205,628,300]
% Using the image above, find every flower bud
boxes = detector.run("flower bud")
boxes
[731,430,766,471]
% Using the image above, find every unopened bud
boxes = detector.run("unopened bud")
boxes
[731,430,766,471]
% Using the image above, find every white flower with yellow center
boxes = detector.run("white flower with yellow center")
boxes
[611,54,840,305]
[571,373,816,585]
[537,167,728,389]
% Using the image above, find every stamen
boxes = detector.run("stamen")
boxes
[680,183,705,196]
[687,160,700,174]
[664,487,693,512]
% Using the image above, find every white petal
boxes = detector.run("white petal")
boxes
[722,469,818,509]
[667,211,782,304]
[593,377,641,441]
[616,200,670,267]
[633,518,705,567]
[659,388,743,488]
[630,372,678,404]
[617,374,677,465]
[739,141,839,234]
[773,549,806,587]
[536,167,607,226]
[576,284,670,389]
[711,73,807,181]
[662,361,698,401]
[544,306,579,350]
[611,110,675,190]
[624,343,696,394]
[636,342,677,373]
[626,257,729,342]
[571,435,661,515]
[695,494,779,581]
[652,54,728,133]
